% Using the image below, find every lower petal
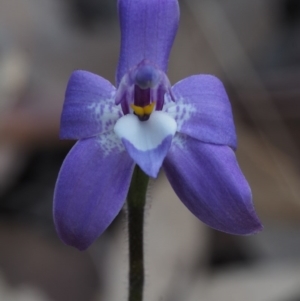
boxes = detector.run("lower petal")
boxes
[54,133,134,250]
[163,135,262,235]
[114,111,176,177]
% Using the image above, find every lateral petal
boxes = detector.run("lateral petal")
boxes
[165,75,237,149]
[114,111,176,177]
[60,70,120,140]
[116,0,179,85]
[54,133,134,250]
[163,135,262,235]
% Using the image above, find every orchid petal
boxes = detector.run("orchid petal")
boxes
[164,75,237,149]
[60,70,120,140]
[163,135,262,235]
[116,0,179,85]
[114,111,176,177]
[54,134,134,250]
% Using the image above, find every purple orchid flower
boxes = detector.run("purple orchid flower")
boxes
[54,0,262,250]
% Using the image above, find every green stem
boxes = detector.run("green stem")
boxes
[127,166,149,301]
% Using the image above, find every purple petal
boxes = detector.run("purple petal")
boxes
[54,134,134,250]
[165,75,237,149]
[163,135,262,235]
[116,0,179,85]
[60,70,119,140]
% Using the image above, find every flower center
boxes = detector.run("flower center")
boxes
[131,81,154,121]
[131,102,156,121]
[115,59,174,120]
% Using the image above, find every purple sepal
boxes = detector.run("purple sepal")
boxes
[116,0,180,85]
[54,136,134,250]
[163,135,262,235]
[60,70,118,140]
[122,135,173,178]
[168,75,237,149]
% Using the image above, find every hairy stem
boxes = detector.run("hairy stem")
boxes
[127,166,149,301]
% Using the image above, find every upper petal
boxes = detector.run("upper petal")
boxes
[60,70,120,140]
[116,0,179,85]
[114,111,176,178]
[165,75,237,149]
[163,135,262,235]
[54,133,134,250]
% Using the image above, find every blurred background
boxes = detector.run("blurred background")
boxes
[0,0,300,300]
